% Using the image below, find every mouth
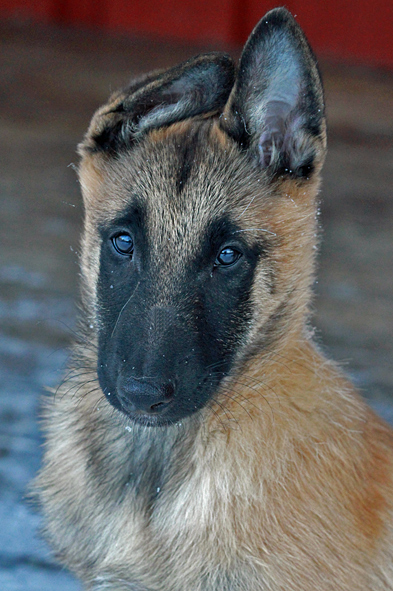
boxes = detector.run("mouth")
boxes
[111,385,204,427]
[98,360,222,427]
[121,408,182,428]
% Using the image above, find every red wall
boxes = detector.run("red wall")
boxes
[1,0,392,68]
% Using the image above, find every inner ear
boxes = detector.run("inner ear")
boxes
[133,56,235,135]
[258,99,293,167]
[220,8,326,179]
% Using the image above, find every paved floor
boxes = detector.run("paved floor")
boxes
[0,20,392,591]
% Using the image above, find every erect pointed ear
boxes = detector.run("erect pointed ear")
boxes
[220,8,326,179]
[80,53,235,155]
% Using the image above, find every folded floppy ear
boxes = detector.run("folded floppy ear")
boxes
[81,53,235,155]
[220,8,326,179]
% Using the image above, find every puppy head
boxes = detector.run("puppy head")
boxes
[78,8,326,426]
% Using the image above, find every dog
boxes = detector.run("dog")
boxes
[35,7,393,590]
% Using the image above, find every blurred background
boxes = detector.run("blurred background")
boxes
[0,1,392,590]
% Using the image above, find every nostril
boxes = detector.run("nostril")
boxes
[150,401,167,412]
[162,382,175,400]
[149,384,175,413]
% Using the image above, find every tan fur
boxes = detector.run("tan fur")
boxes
[35,8,393,591]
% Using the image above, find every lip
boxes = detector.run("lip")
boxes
[119,406,177,428]
[127,415,176,428]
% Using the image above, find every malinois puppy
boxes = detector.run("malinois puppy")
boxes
[36,7,393,591]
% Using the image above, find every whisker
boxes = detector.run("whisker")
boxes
[206,400,231,432]
[233,384,276,423]
[205,369,278,424]
[235,195,257,220]
[65,377,100,401]
[75,385,102,407]
[260,344,319,375]
[94,395,107,412]
[205,359,227,372]
[221,381,274,420]
[217,389,252,421]
[234,228,276,236]
[54,370,97,398]
[235,374,281,408]
[111,281,141,337]
[213,396,239,425]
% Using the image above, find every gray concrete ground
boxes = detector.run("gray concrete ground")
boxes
[0,21,392,590]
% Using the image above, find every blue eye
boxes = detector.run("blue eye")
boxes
[112,233,134,256]
[215,247,242,267]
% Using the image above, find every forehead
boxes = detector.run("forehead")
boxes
[83,120,273,252]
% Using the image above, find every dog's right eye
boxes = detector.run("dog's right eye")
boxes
[112,233,134,256]
[215,247,242,267]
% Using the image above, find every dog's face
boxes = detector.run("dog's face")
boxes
[84,124,272,426]
[78,9,326,426]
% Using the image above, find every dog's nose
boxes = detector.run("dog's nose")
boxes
[116,376,175,415]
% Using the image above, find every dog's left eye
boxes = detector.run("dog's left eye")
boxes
[112,233,134,256]
[215,247,242,267]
